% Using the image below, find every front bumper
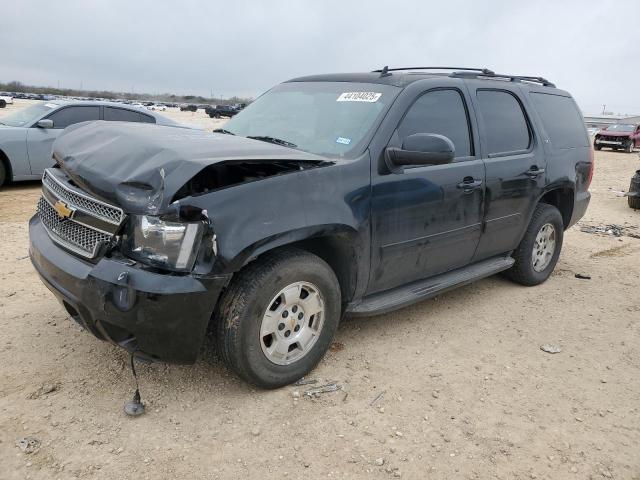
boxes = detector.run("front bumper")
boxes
[595,138,628,146]
[29,215,230,364]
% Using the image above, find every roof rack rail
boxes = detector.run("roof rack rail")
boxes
[373,66,495,77]
[449,70,555,87]
[372,66,556,87]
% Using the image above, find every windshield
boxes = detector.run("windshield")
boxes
[0,102,58,127]
[605,124,635,132]
[223,82,399,158]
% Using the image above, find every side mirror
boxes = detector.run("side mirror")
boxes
[36,119,54,129]
[385,133,455,173]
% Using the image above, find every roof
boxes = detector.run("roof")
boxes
[288,67,557,89]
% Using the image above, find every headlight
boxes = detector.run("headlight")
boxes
[122,215,205,272]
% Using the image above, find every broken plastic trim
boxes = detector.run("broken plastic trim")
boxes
[171,160,332,202]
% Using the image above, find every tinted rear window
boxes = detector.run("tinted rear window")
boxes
[529,93,588,149]
[104,107,156,124]
[476,90,531,155]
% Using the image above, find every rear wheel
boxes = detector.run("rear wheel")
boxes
[214,248,341,388]
[0,99,6,108]
[504,203,564,286]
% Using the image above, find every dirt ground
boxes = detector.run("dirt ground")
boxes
[0,102,639,480]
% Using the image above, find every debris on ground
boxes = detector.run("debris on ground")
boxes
[579,224,625,237]
[294,377,318,386]
[540,344,562,354]
[304,382,341,397]
[27,383,58,399]
[575,273,591,280]
[17,437,41,454]
[370,390,386,407]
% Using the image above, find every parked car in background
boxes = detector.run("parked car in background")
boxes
[594,124,639,153]
[179,104,198,112]
[0,100,185,186]
[0,94,14,107]
[28,67,592,388]
[205,104,239,118]
[148,104,167,111]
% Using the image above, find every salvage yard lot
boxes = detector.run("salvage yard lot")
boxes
[1,102,639,479]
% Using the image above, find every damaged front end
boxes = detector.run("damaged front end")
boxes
[29,121,334,364]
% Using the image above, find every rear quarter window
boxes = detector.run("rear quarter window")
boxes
[529,93,588,149]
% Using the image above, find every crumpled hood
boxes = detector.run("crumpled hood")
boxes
[53,121,328,215]
[597,129,632,137]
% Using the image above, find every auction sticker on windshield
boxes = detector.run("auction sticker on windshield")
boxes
[336,92,382,102]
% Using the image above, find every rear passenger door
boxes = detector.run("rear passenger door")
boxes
[26,105,101,176]
[467,84,547,261]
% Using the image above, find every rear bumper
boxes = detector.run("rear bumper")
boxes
[568,190,590,228]
[29,215,230,364]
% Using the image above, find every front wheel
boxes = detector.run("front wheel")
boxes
[214,248,341,388]
[0,162,6,187]
[504,203,564,286]
[626,140,635,153]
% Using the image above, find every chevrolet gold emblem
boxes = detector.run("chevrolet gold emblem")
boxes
[53,200,74,219]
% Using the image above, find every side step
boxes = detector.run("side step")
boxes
[347,255,514,317]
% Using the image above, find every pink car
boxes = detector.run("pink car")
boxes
[594,123,640,153]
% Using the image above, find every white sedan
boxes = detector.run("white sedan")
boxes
[0,100,190,187]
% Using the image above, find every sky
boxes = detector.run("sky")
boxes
[2,0,638,115]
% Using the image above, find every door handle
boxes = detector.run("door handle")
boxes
[526,166,546,178]
[457,177,483,192]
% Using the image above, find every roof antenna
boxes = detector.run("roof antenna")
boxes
[124,351,145,417]
[379,65,391,77]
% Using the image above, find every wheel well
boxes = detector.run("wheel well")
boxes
[0,149,12,182]
[265,234,359,307]
[539,187,574,228]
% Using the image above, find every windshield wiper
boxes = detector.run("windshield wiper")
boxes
[213,128,235,135]
[246,135,297,148]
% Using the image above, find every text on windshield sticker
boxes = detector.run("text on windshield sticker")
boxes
[336,92,382,102]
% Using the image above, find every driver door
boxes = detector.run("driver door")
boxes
[369,88,485,294]
[26,105,101,175]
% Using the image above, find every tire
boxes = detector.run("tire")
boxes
[629,196,640,209]
[594,144,602,151]
[214,248,341,388]
[626,140,635,153]
[504,203,564,286]
[0,161,6,187]
[0,99,6,108]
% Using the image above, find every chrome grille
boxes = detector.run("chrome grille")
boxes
[37,197,112,257]
[37,168,125,259]
[42,170,124,224]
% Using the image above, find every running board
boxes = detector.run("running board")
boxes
[348,255,514,317]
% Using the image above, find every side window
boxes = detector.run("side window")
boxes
[397,89,472,158]
[476,90,530,155]
[529,93,588,149]
[48,106,100,129]
[104,107,156,124]
[104,107,141,122]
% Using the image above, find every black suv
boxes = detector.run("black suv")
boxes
[29,67,592,388]
[205,104,239,118]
